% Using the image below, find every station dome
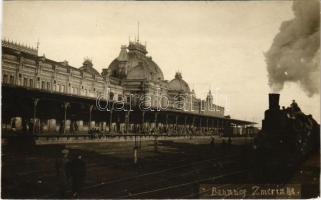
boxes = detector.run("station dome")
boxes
[168,72,191,93]
[106,41,164,81]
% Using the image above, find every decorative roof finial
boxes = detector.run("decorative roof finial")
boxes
[137,21,140,42]
[36,39,40,52]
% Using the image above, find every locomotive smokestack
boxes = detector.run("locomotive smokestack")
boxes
[269,93,280,110]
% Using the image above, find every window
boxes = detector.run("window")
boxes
[18,74,22,85]
[41,81,45,89]
[9,75,14,84]
[47,82,51,90]
[52,80,56,91]
[23,78,28,87]
[36,77,40,88]
[3,74,8,84]
[109,92,114,100]
[118,95,123,101]
[30,79,34,88]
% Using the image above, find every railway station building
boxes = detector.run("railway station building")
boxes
[1,39,254,136]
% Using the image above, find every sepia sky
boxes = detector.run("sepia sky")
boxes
[2,1,320,125]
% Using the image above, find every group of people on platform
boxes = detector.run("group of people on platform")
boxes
[55,149,86,198]
[87,125,222,138]
[12,118,42,134]
[9,116,228,136]
[10,119,80,134]
[61,121,79,134]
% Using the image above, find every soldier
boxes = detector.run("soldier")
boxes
[227,137,232,151]
[221,139,226,153]
[70,153,86,198]
[70,121,74,134]
[59,121,64,134]
[11,118,16,132]
[35,119,41,134]
[210,137,215,152]
[29,119,34,134]
[228,137,232,146]
[290,100,301,113]
[210,137,215,145]
[74,122,78,132]
[55,149,71,198]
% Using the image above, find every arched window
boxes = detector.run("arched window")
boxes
[53,80,56,91]
[36,77,41,88]
[109,92,114,100]
[2,74,8,84]
[9,75,14,84]
[23,78,28,87]
[18,74,22,86]
[30,79,34,88]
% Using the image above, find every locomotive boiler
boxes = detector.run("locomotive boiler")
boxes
[252,93,320,171]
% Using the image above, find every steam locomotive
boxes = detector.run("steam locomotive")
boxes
[252,94,320,171]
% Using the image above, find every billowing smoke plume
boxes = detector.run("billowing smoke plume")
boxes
[265,0,320,97]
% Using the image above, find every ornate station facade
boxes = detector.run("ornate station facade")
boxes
[2,39,254,136]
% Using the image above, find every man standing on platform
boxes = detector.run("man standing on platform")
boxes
[55,149,71,198]
[70,153,86,198]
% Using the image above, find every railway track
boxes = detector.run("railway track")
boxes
[85,153,238,187]
[36,152,244,198]
[117,170,247,198]
[79,153,245,198]
[3,138,252,198]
